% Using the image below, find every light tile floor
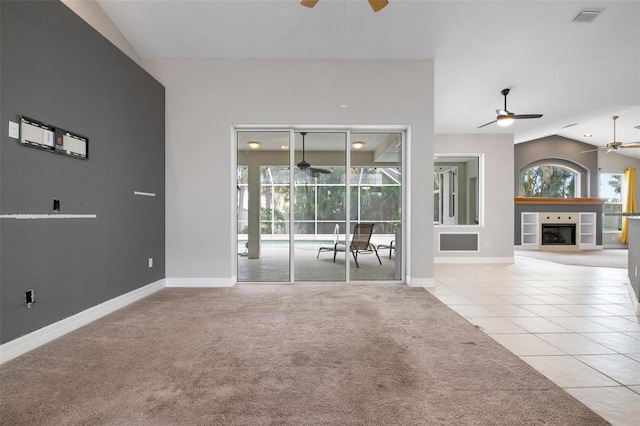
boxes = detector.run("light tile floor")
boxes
[432,255,640,426]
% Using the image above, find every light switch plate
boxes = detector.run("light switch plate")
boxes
[8,121,19,139]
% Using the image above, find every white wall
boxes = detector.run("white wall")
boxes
[434,134,514,262]
[144,59,434,285]
[61,0,143,67]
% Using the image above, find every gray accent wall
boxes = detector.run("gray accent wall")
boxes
[514,136,602,246]
[1,1,165,344]
[514,204,603,246]
[514,136,598,197]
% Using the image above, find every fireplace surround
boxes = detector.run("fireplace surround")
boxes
[539,212,578,249]
[516,198,602,250]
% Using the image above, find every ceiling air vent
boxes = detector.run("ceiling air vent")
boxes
[571,8,604,23]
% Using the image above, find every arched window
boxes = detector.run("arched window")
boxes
[521,165,578,198]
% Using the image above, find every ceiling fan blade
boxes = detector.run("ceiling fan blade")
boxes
[311,167,331,174]
[620,144,640,149]
[477,120,497,129]
[368,0,389,12]
[300,0,319,8]
[581,148,601,153]
[513,114,543,120]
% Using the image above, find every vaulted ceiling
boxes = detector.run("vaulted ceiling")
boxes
[95,0,640,157]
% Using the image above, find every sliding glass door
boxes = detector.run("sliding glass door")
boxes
[236,128,403,283]
[294,132,347,282]
[350,133,402,281]
[237,131,291,282]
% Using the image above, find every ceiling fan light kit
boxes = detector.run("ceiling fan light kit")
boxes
[478,88,543,128]
[497,115,515,127]
[301,0,388,13]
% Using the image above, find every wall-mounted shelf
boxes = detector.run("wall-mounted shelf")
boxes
[515,197,605,205]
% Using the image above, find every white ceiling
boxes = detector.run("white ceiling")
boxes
[96,0,640,157]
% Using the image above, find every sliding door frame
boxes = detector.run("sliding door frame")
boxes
[234,125,406,284]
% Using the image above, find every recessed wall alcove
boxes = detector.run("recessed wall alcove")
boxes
[514,136,602,248]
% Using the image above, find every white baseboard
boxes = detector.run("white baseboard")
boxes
[434,257,514,264]
[165,277,236,287]
[406,276,435,288]
[0,279,166,364]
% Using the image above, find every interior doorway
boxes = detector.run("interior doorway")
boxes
[236,128,404,283]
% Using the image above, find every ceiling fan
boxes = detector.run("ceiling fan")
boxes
[582,116,640,153]
[301,0,388,13]
[477,88,543,128]
[298,132,331,176]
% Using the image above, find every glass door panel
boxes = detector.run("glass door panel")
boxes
[237,128,403,283]
[350,133,402,281]
[237,131,290,282]
[294,132,347,281]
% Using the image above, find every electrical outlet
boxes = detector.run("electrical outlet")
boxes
[148,258,153,268]
[25,290,35,308]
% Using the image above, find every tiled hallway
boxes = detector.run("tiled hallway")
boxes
[432,256,640,426]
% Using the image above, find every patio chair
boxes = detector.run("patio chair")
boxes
[317,224,340,259]
[378,240,394,259]
[332,223,382,268]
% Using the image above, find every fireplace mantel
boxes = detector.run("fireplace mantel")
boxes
[514,197,605,206]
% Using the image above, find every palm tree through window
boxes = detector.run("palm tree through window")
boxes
[521,165,577,198]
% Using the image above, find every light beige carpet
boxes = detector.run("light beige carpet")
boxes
[0,285,607,425]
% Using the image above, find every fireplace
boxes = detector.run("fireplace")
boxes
[516,199,603,250]
[541,224,576,246]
